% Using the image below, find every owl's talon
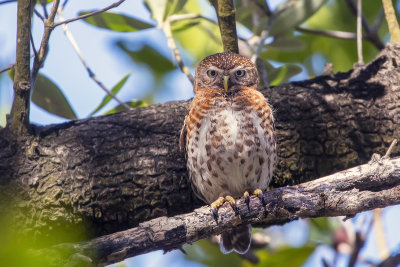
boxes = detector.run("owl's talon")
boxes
[244,191,250,209]
[211,207,219,221]
[253,189,266,206]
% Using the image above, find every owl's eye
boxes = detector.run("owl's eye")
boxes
[236,70,246,77]
[207,70,217,77]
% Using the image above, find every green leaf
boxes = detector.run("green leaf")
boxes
[144,0,168,23]
[116,42,175,76]
[103,100,147,115]
[171,20,200,33]
[244,246,316,267]
[32,74,77,120]
[90,73,131,116]
[79,11,154,32]
[269,0,328,36]
[264,60,302,85]
[267,37,306,52]
[172,0,222,61]
[166,0,188,16]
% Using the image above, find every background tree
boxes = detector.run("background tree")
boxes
[0,0,400,266]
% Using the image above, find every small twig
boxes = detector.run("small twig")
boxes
[31,0,61,87]
[296,27,357,39]
[163,18,194,85]
[356,0,363,64]
[52,0,125,28]
[169,13,216,24]
[30,31,38,59]
[33,9,45,21]
[346,0,384,49]
[384,139,397,158]
[0,54,34,74]
[0,0,16,4]
[382,0,400,44]
[40,0,48,18]
[57,7,131,110]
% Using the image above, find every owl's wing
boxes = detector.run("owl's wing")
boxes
[179,115,188,151]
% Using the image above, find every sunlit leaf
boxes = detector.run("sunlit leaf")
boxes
[263,60,302,85]
[266,38,306,52]
[116,42,175,76]
[172,0,222,61]
[103,100,147,115]
[144,0,168,23]
[90,73,131,116]
[166,0,188,16]
[79,11,155,32]
[32,74,77,120]
[269,0,328,36]
[236,0,270,34]
[171,20,200,33]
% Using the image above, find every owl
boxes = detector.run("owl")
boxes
[180,52,277,254]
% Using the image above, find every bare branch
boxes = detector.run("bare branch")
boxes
[37,156,400,266]
[163,17,194,85]
[33,9,45,21]
[346,0,384,49]
[31,0,60,88]
[52,0,125,28]
[356,0,363,64]
[57,7,131,110]
[296,27,357,39]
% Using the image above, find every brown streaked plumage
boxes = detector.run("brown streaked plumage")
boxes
[180,52,277,254]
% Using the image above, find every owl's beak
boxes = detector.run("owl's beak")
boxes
[223,76,229,92]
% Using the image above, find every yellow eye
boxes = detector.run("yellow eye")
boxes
[236,70,246,77]
[207,70,217,77]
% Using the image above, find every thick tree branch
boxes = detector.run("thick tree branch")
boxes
[37,156,400,266]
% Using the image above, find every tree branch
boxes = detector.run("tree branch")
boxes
[215,0,239,53]
[51,0,125,28]
[9,0,33,136]
[37,156,400,266]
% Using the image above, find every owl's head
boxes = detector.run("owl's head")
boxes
[194,52,258,94]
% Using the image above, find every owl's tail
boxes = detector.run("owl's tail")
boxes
[220,224,251,254]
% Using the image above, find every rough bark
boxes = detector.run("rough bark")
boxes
[35,155,400,266]
[1,45,400,247]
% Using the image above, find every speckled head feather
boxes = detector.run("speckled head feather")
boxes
[194,52,259,93]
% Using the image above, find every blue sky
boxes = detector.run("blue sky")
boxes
[1,1,399,267]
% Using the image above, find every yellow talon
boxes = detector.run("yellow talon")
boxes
[253,189,263,198]
[210,195,238,220]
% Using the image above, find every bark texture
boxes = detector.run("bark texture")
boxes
[36,155,400,266]
[1,45,400,247]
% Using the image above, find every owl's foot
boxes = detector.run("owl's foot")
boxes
[211,195,238,220]
[243,189,266,208]
[253,189,266,206]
